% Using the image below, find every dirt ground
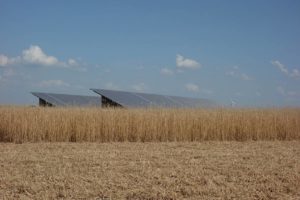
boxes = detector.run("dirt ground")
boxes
[0,142,299,199]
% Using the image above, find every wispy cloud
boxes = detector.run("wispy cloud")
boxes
[38,79,70,88]
[271,60,288,75]
[185,83,200,92]
[105,82,119,90]
[201,88,214,95]
[0,54,20,67]
[176,54,201,69]
[185,83,214,95]
[271,60,300,78]
[67,58,78,66]
[0,45,86,71]
[240,73,252,81]
[132,82,146,92]
[160,68,174,76]
[291,69,300,78]
[226,66,253,81]
[277,86,299,98]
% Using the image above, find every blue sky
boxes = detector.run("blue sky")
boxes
[0,0,300,106]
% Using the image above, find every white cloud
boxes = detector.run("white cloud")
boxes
[185,83,200,92]
[226,67,253,81]
[0,54,21,67]
[176,54,201,69]
[0,55,9,67]
[22,45,59,66]
[38,80,70,88]
[160,68,174,75]
[132,83,146,92]
[0,45,86,71]
[271,60,300,78]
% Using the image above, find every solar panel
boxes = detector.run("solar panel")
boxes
[136,93,181,108]
[32,92,101,107]
[91,89,217,108]
[92,89,149,108]
[170,96,215,108]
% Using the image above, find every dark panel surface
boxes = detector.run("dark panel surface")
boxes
[91,89,216,108]
[32,92,101,107]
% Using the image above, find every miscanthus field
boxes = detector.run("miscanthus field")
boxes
[0,106,299,199]
[1,106,300,142]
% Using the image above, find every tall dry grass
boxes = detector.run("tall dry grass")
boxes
[0,106,299,143]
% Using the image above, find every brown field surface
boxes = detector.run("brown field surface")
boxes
[1,107,300,199]
[0,142,299,199]
[1,107,300,142]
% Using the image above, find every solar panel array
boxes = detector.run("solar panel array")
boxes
[91,89,216,108]
[32,92,101,107]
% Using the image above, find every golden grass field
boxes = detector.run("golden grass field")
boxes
[0,107,300,199]
[0,106,300,142]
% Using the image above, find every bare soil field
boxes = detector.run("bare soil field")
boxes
[0,142,299,199]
